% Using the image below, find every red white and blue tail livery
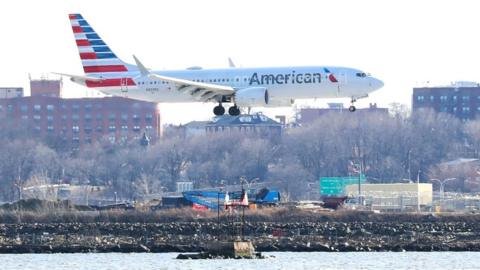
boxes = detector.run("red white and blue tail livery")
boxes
[59,14,384,115]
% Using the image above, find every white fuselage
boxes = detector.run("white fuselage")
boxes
[98,66,383,106]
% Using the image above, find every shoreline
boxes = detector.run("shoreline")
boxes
[0,220,479,253]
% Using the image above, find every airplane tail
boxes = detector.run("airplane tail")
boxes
[68,14,136,88]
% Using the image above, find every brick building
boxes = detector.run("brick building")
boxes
[0,87,24,99]
[412,82,480,120]
[30,78,63,98]
[0,95,161,146]
[182,113,282,138]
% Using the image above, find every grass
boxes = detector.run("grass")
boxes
[0,199,480,224]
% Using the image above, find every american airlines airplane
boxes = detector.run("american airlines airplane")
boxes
[59,14,384,116]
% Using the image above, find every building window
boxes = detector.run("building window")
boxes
[21,115,28,120]
[47,104,55,111]
[47,126,54,132]
[416,96,424,103]
[121,125,128,131]
[145,125,153,130]
[85,114,92,121]
[7,105,13,112]
[72,126,80,133]
[33,115,41,120]
[47,115,54,122]
[95,114,103,121]
[440,107,447,112]
[462,95,470,102]
[133,126,141,132]
[62,115,68,121]
[145,114,153,122]
[109,113,116,121]
[96,126,103,132]
[440,96,447,103]
[121,114,128,121]
[429,96,434,102]
[84,104,93,111]
[72,104,80,111]
[0,105,2,112]
[84,126,92,133]
[108,135,116,143]
[34,104,41,111]
[453,107,457,112]
[109,125,116,132]
[453,96,458,102]
[20,105,28,112]
[72,114,80,121]
[462,107,470,113]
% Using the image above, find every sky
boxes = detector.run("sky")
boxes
[1,0,480,124]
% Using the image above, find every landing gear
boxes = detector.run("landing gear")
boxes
[213,104,225,116]
[349,98,357,112]
[228,105,241,116]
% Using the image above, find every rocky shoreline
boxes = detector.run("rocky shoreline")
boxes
[1,220,480,253]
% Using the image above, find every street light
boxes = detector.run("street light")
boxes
[430,178,456,200]
[217,180,225,239]
[417,170,421,212]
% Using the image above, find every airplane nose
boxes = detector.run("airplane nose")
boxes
[371,78,384,90]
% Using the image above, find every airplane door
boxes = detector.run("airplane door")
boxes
[335,72,347,96]
[338,72,347,85]
[120,78,128,93]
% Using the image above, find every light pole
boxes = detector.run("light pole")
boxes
[430,178,456,200]
[217,180,225,239]
[417,170,421,212]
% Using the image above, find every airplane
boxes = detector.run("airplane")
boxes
[59,14,384,116]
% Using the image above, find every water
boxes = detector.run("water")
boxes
[1,252,479,270]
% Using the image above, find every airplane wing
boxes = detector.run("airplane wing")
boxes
[133,55,235,102]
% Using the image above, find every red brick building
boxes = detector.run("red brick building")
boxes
[0,96,161,146]
[413,82,480,120]
[30,78,63,98]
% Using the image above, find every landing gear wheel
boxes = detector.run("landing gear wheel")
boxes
[228,105,241,116]
[348,105,356,112]
[213,105,225,116]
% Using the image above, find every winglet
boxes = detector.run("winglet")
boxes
[133,55,150,76]
[228,57,236,68]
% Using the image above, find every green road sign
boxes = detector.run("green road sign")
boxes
[320,175,365,196]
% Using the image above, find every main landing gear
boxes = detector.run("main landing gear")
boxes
[228,105,240,116]
[213,104,225,116]
[213,103,241,116]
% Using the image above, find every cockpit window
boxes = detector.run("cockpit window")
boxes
[356,72,367,78]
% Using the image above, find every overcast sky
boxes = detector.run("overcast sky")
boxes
[1,0,479,123]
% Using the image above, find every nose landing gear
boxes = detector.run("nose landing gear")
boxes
[349,98,357,112]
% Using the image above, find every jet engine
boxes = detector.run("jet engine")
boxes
[234,87,269,107]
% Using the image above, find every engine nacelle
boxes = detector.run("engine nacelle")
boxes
[266,98,295,107]
[234,87,269,107]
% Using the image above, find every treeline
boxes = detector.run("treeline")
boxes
[0,109,479,202]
